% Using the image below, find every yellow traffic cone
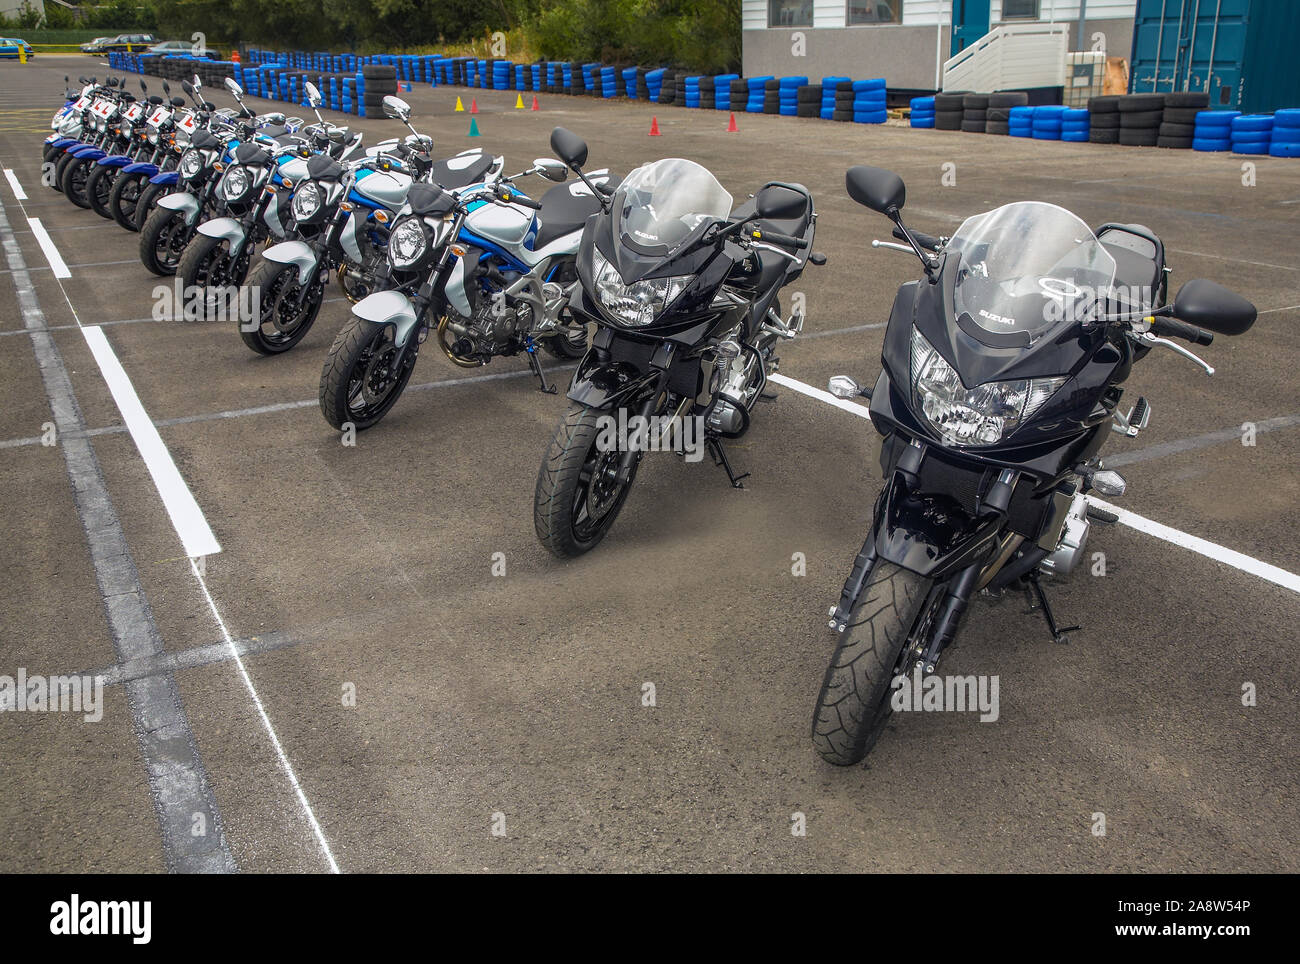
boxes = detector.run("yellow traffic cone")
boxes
[515,93,525,109]
[454,96,465,112]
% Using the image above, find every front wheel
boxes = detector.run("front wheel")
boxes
[138,204,191,276]
[133,181,171,231]
[240,257,324,354]
[542,322,589,360]
[62,155,93,208]
[811,562,935,766]
[108,171,147,231]
[176,233,252,319]
[534,403,639,558]
[318,317,417,431]
[86,164,116,218]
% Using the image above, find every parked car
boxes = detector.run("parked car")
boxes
[0,38,34,59]
[81,37,113,54]
[99,34,156,52]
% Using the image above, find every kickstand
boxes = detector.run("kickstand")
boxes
[707,437,749,488]
[1023,574,1080,644]
[526,347,557,394]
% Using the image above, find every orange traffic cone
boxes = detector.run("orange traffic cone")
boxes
[470,98,479,114]
[648,116,661,136]
[454,96,464,112]
[530,95,540,111]
[727,112,738,132]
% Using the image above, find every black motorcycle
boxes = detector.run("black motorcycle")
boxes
[533,127,824,557]
[811,165,1257,766]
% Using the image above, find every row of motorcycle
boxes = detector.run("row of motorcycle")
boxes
[43,73,1259,766]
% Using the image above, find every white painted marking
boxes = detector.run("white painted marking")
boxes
[27,218,70,278]
[4,169,27,200]
[189,558,341,873]
[81,325,221,558]
[774,373,1300,596]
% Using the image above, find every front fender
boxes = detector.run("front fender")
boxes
[50,137,79,149]
[565,351,661,411]
[122,162,158,176]
[69,147,105,160]
[352,290,419,348]
[262,240,319,286]
[157,191,200,225]
[197,216,248,254]
[96,154,131,168]
[870,473,1001,580]
[149,171,180,186]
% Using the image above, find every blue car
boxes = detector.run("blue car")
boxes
[0,37,35,59]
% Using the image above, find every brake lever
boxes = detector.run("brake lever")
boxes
[1134,330,1214,375]
[748,240,800,263]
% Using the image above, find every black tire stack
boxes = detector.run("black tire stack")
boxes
[673,72,686,104]
[961,93,988,132]
[1088,95,1121,143]
[934,91,966,130]
[657,69,677,105]
[763,77,780,114]
[1117,93,1164,147]
[698,75,715,109]
[729,76,748,111]
[831,80,855,121]
[795,83,820,117]
[985,91,1028,134]
[361,63,397,113]
[1157,91,1209,149]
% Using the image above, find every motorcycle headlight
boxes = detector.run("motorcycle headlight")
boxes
[591,247,690,328]
[220,165,250,201]
[388,217,428,269]
[292,180,323,222]
[180,149,203,179]
[910,328,1065,447]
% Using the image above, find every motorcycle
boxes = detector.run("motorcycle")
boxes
[53,77,134,205]
[44,75,98,169]
[532,127,822,557]
[84,80,161,219]
[174,77,363,313]
[810,165,1257,765]
[241,92,503,355]
[317,117,617,432]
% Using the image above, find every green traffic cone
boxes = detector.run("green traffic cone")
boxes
[468,117,480,137]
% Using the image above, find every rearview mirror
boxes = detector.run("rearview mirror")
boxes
[846,165,906,215]
[191,74,201,89]
[162,81,171,94]
[1171,279,1257,335]
[756,185,807,221]
[182,81,193,94]
[305,82,321,108]
[140,80,147,93]
[224,77,243,97]
[382,95,411,122]
[533,158,567,182]
[549,127,588,169]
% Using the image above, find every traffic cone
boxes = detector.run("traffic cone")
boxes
[468,117,481,137]
[727,112,738,132]
[454,96,464,112]
[515,93,525,109]
[648,116,661,136]
[530,95,540,111]
[470,98,478,114]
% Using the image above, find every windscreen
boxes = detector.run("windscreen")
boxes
[617,158,732,254]
[946,201,1116,339]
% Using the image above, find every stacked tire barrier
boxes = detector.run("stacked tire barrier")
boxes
[1231,114,1273,155]
[1032,105,1067,140]
[1061,108,1090,142]
[910,96,935,128]
[1009,105,1034,137]
[1269,109,1300,157]
[1088,95,1121,143]
[1193,110,1237,151]
[934,91,965,130]
[985,92,1028,134]
[960,93,988,133]
[1157,92,1209,148]
[1118,94,1164,147]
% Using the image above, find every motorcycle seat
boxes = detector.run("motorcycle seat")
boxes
[533,174,623,249]
[429,151,496,190]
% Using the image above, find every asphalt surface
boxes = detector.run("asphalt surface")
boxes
[1,56,1296,873]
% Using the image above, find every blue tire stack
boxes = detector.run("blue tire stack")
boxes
[492,61,510,90]
[821,76,848,120]
[852,78,887,123]
[714,74,739,109]
[341,78,354,115]
[600,66,617,97]
[1061,108,1090,142]
[746,76,773,113]
[910,96,936,128]
[1032,105,1067,140]
[1192,110,1237,151]
[684,75,701,108]
[1270,109,1300,157]
[778,76,806,116]
[1231,114,1273,154]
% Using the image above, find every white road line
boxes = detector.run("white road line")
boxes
[773,372,1300,596]
[4,168,26,199]
[189,558,341,874]
[27,217,70,277]
[81,325,222,559]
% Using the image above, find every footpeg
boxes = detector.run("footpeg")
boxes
[1111,396,1151,437]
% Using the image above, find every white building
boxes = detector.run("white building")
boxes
[743,0,1138,91]
[0,0,46,22]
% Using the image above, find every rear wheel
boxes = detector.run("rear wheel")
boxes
[62,155,93,208]
[138,205,191,276]
[86,165,116,218]
[811,562,936,766]
[534,403,639,557]
[240,258,324,354]
[108,172,147,231]
[318,317,417,431]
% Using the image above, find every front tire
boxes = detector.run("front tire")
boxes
[176,233,252,319]
[811,562,934,766]
[318,317,417,431]
[240,258,324,354]
[108,172,147,231]
[534,403,639,558]
[86,164,116,218]
[138,204,191,276]
[133,181,171,231]
[62,155,93,208]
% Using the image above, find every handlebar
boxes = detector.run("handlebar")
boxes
[753,228,808,250]
[893,225,942,252]
[1151,317,1214,346]
[499,189,541,210]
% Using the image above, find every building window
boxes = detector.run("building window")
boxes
[769,0,813,27]
[848,0,902,25]
[1002,0,1040,19]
